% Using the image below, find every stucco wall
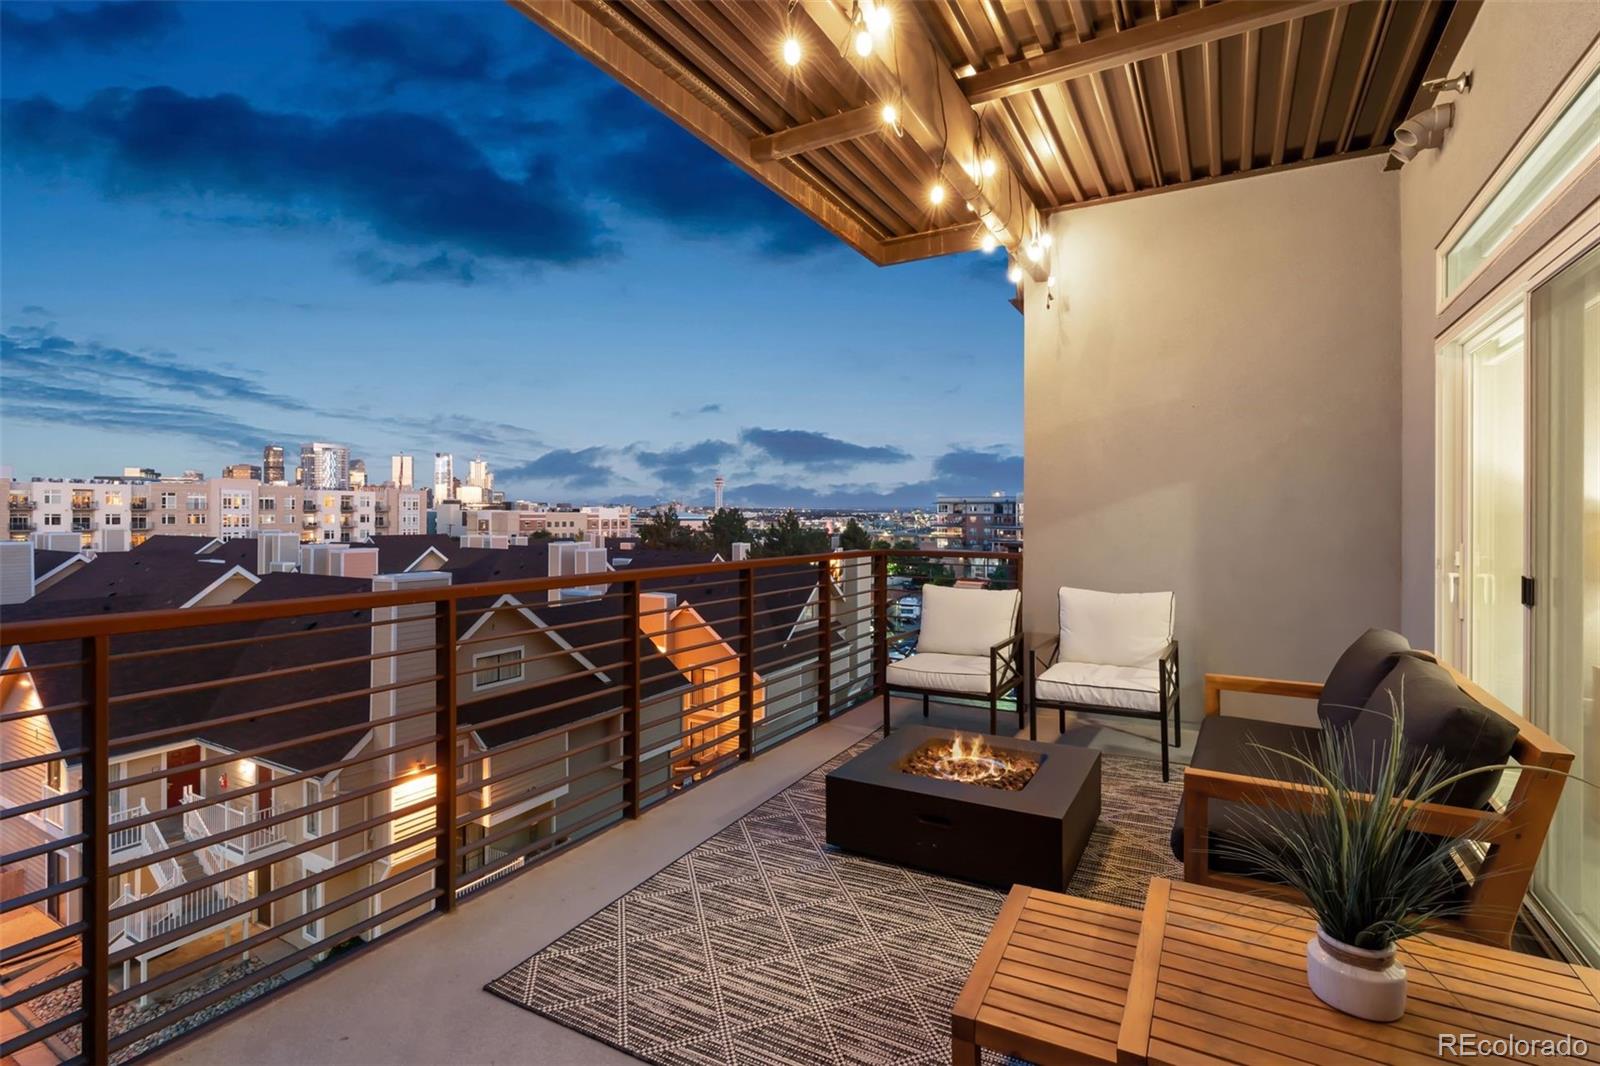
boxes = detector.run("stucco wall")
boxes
[1398,7,1600,647]
[1022,155,1401,714]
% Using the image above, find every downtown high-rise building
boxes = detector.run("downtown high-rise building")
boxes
[349,458,367,488]
[223,463,262,481]
[433,452,454,503]
[262,444,286,485]
[390,454,414,489]
[467,456,492,490]
[300,442,350,490]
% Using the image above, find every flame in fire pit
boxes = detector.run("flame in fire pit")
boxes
[900,733,1040,790]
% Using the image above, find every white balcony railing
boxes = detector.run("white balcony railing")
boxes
[109,801,151,853]
[181,786,289,863]
[40,780,66,829]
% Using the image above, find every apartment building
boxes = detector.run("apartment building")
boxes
[933,493,1022,553]
[299,443,350,491]
[262,445,287,485]
[389,454,414,489]
[2,476,425,549]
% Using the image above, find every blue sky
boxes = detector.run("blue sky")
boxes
[0,1,1021,508]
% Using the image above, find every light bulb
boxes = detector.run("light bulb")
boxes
[1046,274,1056,287]
[1040,232,1053,249]
[1025,240,1042,262]
[866,2,891,34]
[854,29,873,56]
[929,183,945,205]
[782,37,802,67]
[1006,264,1023,284]
[979,232,997,253]
[880,103,898,127]
[980,156,997,178]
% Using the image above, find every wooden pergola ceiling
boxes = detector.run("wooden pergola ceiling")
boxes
[514,0,1477,272]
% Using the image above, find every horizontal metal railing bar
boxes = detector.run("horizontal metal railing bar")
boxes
[107,640,445,707]
[469,770,624,856]
[0,921,88,964]
[458,681,626,735]
[0,700,88,725]
[637,749,741,803]
[0,657,88,680]
[112,670,444,753]
[0,963,86,1012]
[657,725,745,772]
[461,729,624,813]
[455,702,621,768]
[5,832,89,864]
[106,614,385,663]
[0,789,86,821]
[0,745,89,772]
[460,796,630,886]
[454,633,629,678]
[643,702,747,753]
[1,550,1009,644]
[109,825,442,964]
[0,876,88,914]
[110,698,445,795]
[110,858,424,1008]
[109,747,441,878]
[109,791,440,924]
[0,1004,85,1059]
[107,886,445,1054]
[460,744,625,828]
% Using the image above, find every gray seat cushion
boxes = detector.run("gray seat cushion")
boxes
[1318,628,1412,728]
[1169,714,1326,873]
[1350,656,1518,811]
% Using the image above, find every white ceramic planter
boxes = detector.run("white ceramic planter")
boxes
[1306,927,1407,1022]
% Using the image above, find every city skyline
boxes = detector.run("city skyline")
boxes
[0,1,1022,509]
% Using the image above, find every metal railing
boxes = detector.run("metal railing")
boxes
[0,546,1017,1063]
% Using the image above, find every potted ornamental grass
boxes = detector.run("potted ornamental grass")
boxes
[1217,696,1500,1022]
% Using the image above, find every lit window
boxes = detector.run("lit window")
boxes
[304,780,322,837]
[390,770,437,866]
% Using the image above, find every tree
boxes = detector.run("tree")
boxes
[705,507,751,558]
[838,518,872,550]
[528,529,552,541]
[637,507,707,551]
[756,510,831,557]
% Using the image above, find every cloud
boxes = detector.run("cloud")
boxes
[499,447,614,489]
[1,87,613,276]
[590,90,835,258]
[739,428,911,471]
[930,447,1022,491]
[1,2,179,53]
[671,402,722,417]
[320,13,494,89]
[1,374,286,453]
[631,438,737,486]
[351,249,478,285]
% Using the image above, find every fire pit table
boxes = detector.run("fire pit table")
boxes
[825,725,1100,891]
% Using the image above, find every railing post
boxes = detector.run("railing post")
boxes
[817,559,833,722]
[83,634,110,1062]
[623,580,642,818]
[872,553,888,700]
[738,566,756,760]
[434,597,459,913]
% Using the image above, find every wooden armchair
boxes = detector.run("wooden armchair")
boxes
[1180,656,1573,946]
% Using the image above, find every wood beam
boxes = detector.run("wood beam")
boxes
[1240,28,1259,170]
[750,105,883,162]
[961,0,1354,104]
[1270,17,1304,166]
[1156,0,1193,184]
[510,0,888,262]
[1337,0,1393,153]
[1301,2,1350,159]
[798,0,1049,279]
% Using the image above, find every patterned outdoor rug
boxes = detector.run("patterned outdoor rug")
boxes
[486,737,1182,1065]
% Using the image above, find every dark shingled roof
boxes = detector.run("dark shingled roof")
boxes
[364,534,461,575]
[32,549,83,578]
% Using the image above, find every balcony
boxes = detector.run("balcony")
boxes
[130,500,149,511]
[10,498,37,511]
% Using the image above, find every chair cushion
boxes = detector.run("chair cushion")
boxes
[918,584,1020,657]
[1318,628,1411,728]
[887,653,995,695]
[1059,587,1174,668]
[1170,714,1326,872]
[1350,656,1519,810]
[1035,661,1159,713]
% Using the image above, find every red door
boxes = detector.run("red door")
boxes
[166,746,202,807]
[256,765,274,812]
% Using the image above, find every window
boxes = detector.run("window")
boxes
[105,513,122,526]
[160,492,176,509]
[472,648,523,690]
[457,739,473,787]
[259,497,276,512]
[186,513,207,526]
[303,780,322,837]
[41,491,61,506]
[1442,63,1600,302]
[186,494,206,511]
[43,513,61,527]
[301,883,323,940]
[161,514,176,526]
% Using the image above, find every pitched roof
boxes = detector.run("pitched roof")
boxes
[365,534,460,574]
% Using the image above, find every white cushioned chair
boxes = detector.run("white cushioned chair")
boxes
[1030,587,1180,779]
[884,583,1023,735]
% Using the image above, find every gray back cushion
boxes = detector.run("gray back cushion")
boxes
[1319,628,1412,728]
[1350,656,1519,810]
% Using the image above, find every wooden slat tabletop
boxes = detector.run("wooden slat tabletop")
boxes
[953,884,1143,1064]
[1119,878,1600,1066]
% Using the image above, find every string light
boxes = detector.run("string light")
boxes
[1025,239,1042,262]
[929,183,945,206]
[980,156,997,179]
[881,103,899,131]
[1040,232,1053,249]
[1047,274,1056,287]
[864,0,891,35]
[782,36,802,67]
[854,28,873,56]
[979,232,997,253]
[1006,263,1023,284]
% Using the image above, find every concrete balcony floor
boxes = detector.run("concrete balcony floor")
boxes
[155,697,1195,1066]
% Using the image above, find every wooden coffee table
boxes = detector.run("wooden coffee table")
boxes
[955,878,1600,1065]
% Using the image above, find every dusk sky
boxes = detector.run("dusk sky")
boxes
[0,1,1021,508]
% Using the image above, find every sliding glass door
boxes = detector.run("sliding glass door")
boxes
[1530,244,1600,962]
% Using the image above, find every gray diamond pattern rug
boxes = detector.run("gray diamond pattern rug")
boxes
[486,737,1182,1065]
